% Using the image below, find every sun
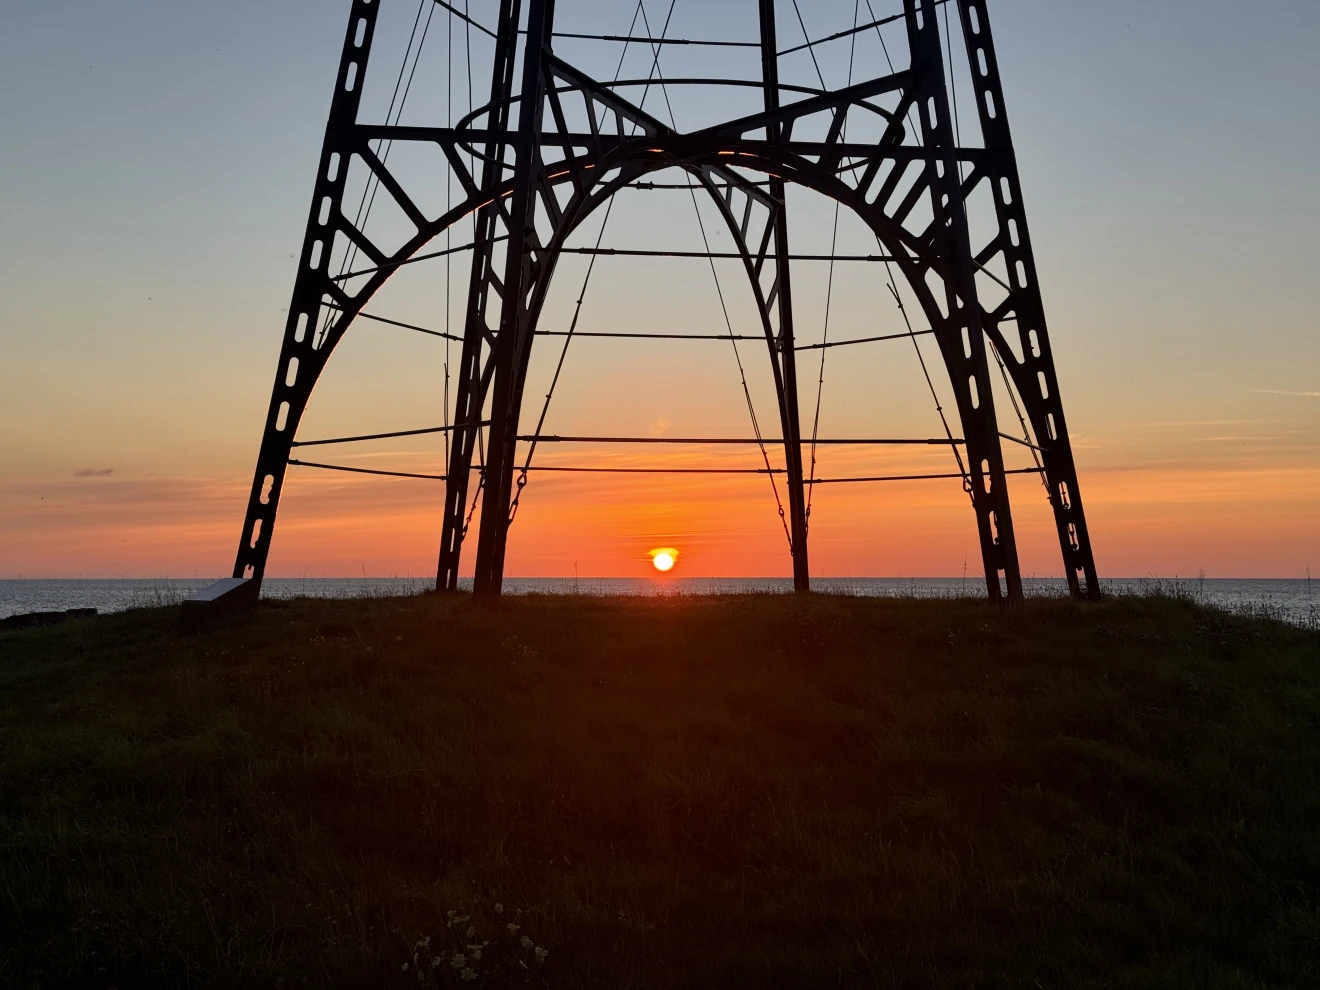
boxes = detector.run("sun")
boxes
[649,548,678,573]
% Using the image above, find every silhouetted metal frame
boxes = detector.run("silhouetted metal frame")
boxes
[232,0,1100,604]
[954,0,1099,599]
[758,0,810,593]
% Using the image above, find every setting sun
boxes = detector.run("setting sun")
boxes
[650,548,679,573]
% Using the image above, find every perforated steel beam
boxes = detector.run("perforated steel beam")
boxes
[232,0,380,586]
[955,0,1100,599]
[906,0,1022,602]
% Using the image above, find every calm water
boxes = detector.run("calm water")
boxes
[2,577,1316,628]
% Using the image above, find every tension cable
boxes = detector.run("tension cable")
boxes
[802,0,861,525]
[638,2,794,552]
[507,0,659,526]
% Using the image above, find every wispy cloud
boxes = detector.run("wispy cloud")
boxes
[1141,419,1273,428]
[1254,389,1320,398]
[73,467,115,477]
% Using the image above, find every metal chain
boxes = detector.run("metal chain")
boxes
[460,428,486,542]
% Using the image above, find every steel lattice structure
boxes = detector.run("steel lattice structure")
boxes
[228,0,1100,604]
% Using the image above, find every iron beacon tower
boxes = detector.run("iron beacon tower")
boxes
[221,0,1100,606]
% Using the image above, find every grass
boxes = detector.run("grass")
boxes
[1,592,1318,988]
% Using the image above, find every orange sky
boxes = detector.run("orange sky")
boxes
[4,447,1316,580]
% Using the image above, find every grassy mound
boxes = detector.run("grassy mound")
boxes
[1,593,1318,988]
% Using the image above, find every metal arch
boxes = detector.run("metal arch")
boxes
[517,33,1022,598]
[238,84,1008,599]
[436,41,820,596]
[439,154,813,596]
[233,0,1099,605]
[454,153,811,593]
[691,165,807,576]
[237,8,1004,596]
[644,140,1022,600]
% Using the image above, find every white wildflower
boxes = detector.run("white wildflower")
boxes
[450,953,466,969]
[494,903,503,914]
[466,946,483,961]
[535,946,549,962]
[460,968,477,981]
[506,923,519,934]
[520,936,533,950]
[432,957,442,969]
[466,925,476,939]
[402,962,409,972]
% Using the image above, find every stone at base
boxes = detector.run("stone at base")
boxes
[0,608,99,631]
[182,578,257,620]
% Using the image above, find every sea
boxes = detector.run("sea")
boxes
[1,577,1316,629]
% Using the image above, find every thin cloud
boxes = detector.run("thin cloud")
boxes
[1142,419,1272,428]
[1255,389,1320,398]
[73,467,115,478]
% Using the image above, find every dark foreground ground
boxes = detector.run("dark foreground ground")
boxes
[1,593,1318,988]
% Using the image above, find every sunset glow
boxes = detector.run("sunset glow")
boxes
[650,549,678,573]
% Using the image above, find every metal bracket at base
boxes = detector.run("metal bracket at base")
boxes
[183,578,258,624]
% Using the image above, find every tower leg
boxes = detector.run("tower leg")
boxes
[955,0,1100,599]
[777,269,812,596]
[907,0,1022,603]
[471,0,558,598]
[436,0,529,593]
[434,277,490,592]
[233,0,381,594]
[759,0,811,593]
